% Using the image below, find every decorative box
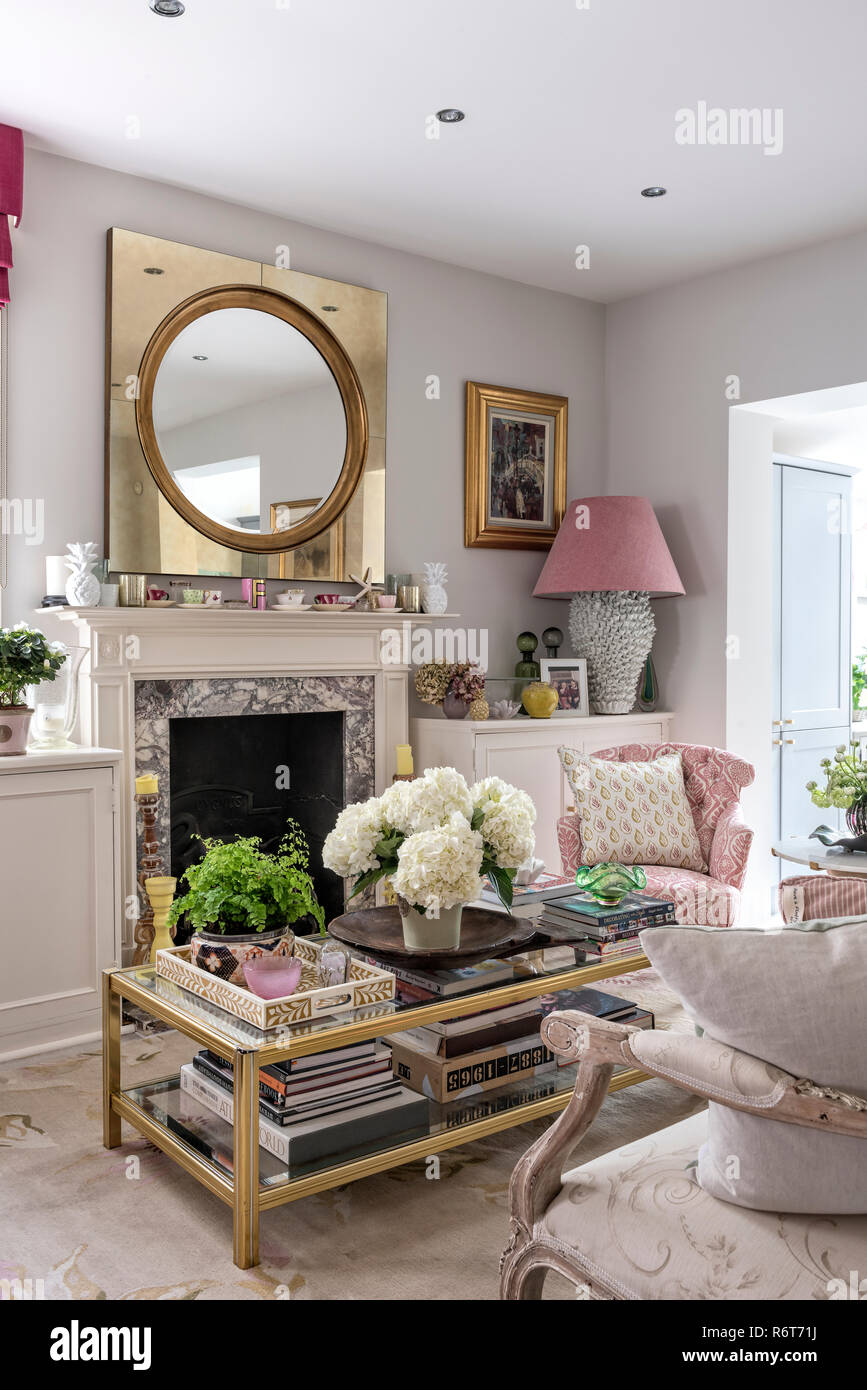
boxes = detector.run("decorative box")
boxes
[154,935,395,1029]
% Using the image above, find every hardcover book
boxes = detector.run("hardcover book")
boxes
[180,1064,429,1166]
[389,1033,556,1103]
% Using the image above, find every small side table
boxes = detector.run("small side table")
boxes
[771,837,867,879]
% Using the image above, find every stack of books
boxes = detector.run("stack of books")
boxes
[539,890,677,960]
[178,1040,428,1167]
[538,986,655,1061]
[478,870,579,911]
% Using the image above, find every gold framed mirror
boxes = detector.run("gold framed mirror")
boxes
[134,284,368,554]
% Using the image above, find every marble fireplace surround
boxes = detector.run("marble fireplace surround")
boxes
[58,608,420,959]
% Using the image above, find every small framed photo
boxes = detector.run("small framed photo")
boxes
[540,659,590,717]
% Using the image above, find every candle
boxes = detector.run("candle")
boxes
[135,774,159,795]
[395,745,414,776]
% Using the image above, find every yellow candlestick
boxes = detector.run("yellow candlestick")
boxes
[144,875,177,964]
[135,773,159,795]
[395,744,414,776]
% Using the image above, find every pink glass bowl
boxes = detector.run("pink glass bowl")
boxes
[243,954,303,999]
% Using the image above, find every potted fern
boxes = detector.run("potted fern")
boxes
[166,821,324,985]
[0,624,67,755]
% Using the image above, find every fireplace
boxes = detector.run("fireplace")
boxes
[134,673,377,934]
[169,710,345,928]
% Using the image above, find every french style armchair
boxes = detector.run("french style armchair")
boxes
[558,743,755,925]
[500,1011,867,1300]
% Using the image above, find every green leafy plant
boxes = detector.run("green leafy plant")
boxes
[0,624,67,708]
[806,740,867,810]
[166,821,325,936]
[853,653,867,712]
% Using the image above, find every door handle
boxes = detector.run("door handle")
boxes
[772,738,782,746]
[784,738,795,745]
[783,719,794,726]
[772,720,782,727]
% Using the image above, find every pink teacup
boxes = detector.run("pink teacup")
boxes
[376,594,398,609]
[314,594,343,605]
[243,955,303,999]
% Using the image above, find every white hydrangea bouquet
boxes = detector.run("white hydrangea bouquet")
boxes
[322,767,536,950]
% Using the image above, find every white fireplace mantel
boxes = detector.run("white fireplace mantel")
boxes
[55,606,443,950]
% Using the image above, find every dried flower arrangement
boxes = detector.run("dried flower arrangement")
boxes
[415,661,485,710]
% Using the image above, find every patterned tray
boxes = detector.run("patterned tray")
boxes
[154,936,395,1029]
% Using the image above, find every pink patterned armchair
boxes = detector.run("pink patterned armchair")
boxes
[557,743,755,926]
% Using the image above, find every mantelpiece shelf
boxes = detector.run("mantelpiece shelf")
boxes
[49,607,461,626]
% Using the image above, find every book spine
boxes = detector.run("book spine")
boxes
[547,905,675,931]
[570,914,676,941]
[181,1065,290,1162]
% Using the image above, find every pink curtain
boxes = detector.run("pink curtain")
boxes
[0,124,23,306]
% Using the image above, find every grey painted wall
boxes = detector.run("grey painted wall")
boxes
[4,149,605,676]
[605,226,867,748]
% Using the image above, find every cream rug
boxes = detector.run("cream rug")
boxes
[0,968,703,1300]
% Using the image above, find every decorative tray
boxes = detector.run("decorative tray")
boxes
[328,906,541,970]
[154,935,395,1029]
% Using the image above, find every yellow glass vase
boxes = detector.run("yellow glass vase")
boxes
[145,875,178,964]
[521,681,559,719]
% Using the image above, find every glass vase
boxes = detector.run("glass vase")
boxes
[443,691,471,720]
[574,862,648,905]
[846,798,867,836]
[26,645,87,750]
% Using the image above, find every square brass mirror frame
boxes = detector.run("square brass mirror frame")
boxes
[105,229,387,581]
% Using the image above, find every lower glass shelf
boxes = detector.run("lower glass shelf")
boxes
[125,1061,585,1190]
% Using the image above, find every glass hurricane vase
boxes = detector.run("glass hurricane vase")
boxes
[26,645,86,751]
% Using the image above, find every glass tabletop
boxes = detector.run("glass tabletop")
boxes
[114,944,648,1054]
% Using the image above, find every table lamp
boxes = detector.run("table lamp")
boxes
[533,497,684,713]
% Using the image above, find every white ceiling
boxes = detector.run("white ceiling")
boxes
[4,0,867,301]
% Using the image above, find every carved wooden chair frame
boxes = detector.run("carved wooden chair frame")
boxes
[500,1011,867,1300]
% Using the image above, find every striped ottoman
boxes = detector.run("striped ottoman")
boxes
[778,872,867,923]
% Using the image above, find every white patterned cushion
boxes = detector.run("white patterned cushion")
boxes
[558,749,705,871]
[541,1112,867,1299]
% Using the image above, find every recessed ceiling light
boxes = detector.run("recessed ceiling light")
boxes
[143,266,165,275]
[320,305,339,313]
[436,108,465,124]
[150,0,185,16]
[641,186,667,198]
[192,354,208,361]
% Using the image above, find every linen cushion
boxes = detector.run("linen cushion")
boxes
[558,748,704,871]
[641,919,867,1214]
[541,1112,867,1299]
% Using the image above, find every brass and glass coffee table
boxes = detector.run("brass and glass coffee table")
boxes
[102,946,651,1269]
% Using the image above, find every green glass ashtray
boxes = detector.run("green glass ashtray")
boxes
[574,863,647,905]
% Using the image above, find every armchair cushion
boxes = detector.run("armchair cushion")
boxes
[558,748,705,871]
[642,920,867,1214]
[541,1112,867,1300]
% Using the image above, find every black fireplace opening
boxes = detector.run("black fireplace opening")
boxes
[169,711,345,937]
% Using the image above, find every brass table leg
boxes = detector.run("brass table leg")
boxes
[102,969,122,1149]
[233,1049,260,1269]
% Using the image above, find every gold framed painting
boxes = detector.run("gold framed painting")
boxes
[465,381,567,549]
[270,499,345,581]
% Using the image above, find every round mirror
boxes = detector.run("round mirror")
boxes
[135,286,368,553]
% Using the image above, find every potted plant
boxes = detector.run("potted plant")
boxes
[807,740,867,834]
[323,767,536,951]
[415,660,487,720]
[167,821,325,984]
[0,624,67,756]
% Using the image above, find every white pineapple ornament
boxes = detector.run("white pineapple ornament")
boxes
[421,562,448,615]
[64,542,102,608]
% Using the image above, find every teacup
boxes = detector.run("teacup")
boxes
[376,594,398,609]
[204,590,223,606]
[315,594,344,605]
[275,590,305,607]
[183,589,204,605]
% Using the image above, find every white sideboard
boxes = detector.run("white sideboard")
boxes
[410,712,674,872]
[0,747,122,1060]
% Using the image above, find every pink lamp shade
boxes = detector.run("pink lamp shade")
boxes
[533,496,684,598]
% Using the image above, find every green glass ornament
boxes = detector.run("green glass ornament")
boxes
[515,630,540,679]
[574,862,647,905]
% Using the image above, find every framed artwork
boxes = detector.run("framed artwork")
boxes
[465,381,567,549]
[270,499,344,581]
[540,658,590,717]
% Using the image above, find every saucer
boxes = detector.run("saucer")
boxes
[312,602,355,611]
[270,603,313,611]
[145,599,175,607]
